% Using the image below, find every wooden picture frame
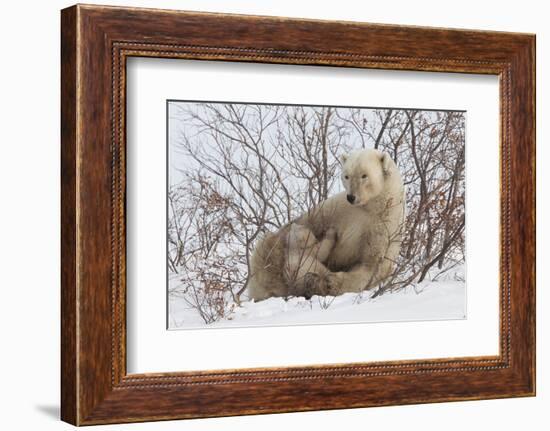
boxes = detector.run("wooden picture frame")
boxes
[61,4,535,425]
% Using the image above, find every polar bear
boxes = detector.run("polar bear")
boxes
[247,148,404,300]
[283,223,337,299]
[298,148,405,294]
[247,223,336,301]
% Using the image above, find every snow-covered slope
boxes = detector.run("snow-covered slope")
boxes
[168,267,466,329]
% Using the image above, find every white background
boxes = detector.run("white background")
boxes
[127,59,499,373]
[0,0,547,430]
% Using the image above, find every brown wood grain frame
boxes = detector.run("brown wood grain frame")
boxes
[61,4,536,426]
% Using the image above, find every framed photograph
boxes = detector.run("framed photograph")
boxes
[61,4,535,425]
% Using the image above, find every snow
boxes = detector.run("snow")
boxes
[168,267,466,330]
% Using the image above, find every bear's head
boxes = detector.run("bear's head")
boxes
[340,149,394,206]
[287,223,317,250]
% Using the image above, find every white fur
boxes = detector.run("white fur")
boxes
[283,224,336,298]
[298,149,405,294]
[248,148,405,300]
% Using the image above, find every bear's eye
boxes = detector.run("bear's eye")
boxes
[344,175,349,180]
[362,174,368,179]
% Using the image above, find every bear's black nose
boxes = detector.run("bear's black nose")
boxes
[346,194,356,204]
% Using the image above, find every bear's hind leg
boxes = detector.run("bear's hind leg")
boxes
[327,264,378,295]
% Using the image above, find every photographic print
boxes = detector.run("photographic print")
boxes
[167,101,466,329]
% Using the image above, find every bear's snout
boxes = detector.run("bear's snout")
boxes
[346,194,356,204]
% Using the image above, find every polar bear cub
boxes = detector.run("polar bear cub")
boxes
[247,223,336,302]
[283,223,337,299]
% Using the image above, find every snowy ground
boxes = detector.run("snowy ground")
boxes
[168,266,466,330]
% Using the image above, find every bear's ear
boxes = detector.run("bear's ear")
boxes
[380,152,392,176]
[340,154,348,164]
